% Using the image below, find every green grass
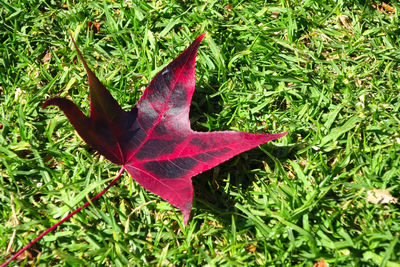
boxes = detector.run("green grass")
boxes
[1,0,400,266]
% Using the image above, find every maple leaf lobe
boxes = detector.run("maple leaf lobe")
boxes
[43,33,288,225]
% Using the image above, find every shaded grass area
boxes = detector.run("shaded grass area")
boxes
[1,0,400,265]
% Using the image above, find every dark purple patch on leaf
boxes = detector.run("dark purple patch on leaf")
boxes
[135,139,177,160]
[143,157,197,179]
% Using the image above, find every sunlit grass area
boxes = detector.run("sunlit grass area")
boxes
[1,0,399,265]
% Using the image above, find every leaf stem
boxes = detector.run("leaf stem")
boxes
[1,167,125,267]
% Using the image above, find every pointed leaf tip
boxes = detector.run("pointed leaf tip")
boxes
[197,33,206,41]
[69,34,124,121]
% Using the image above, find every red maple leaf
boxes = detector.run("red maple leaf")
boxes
[1,34,287,266]
[44,33,287,224]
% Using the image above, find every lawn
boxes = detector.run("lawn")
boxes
[1,0,400,266]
